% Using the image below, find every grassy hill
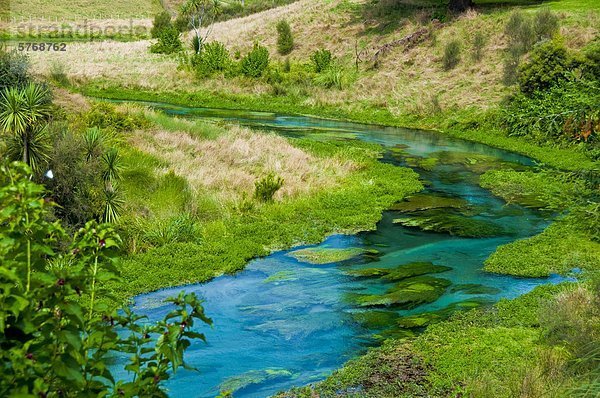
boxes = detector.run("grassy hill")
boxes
[0,0,163,19]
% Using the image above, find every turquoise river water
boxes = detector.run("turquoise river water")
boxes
[110,101,566,397]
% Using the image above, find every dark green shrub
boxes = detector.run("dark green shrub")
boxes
[582,38,600,78]
[254,173,284,202]
[241,43,270,78]
[151,11,173,39]
[471,31,487,62]
[518,40,571,95]
[311,48,332,73]
[442,39,461,70]
[0,48,30,90]
[150,25,183,54]
[276,19,294,55]
[192,41,231,77]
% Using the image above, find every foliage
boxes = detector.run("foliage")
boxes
[518,40,572,95]
[471,31,487,62]
[151,11,173,39]
[180,0,222,54]
[150,25,183,55]
[241,42,270,78]
[84,102,148,132]
[313,62,352,90]
[582,37,600,79]
[0,161,211,397]
[0,48,31,91]
[442,39,461,70]
[192,41,231,77]
[276,19,294,55]
[253,173,284,202]
[311,48,332,73]
[0,83,52,173]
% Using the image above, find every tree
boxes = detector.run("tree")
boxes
[276,20,294,55]
[0,83,51,173]
[0,161,211,397]
[180,0,221,54]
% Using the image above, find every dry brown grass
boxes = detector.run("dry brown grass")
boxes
[130,124,356,203]
[25,0,600,113]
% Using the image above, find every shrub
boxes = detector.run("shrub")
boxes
[442,39,461,70]
[150,25,183,54]
[283,57,291,72]
[241,42,270,78]
[193,41,231,77]
[254,173,284,202]
[582,38,600,79]
[0,162,210,397]
[311,48,332,73]
[276,19,294,55]
[471,31,487,62]
[0,48,30,90]
[532,8,560,43]
[314,63,351,90]
[49,62,69,86]
[518,40,571,95]
[151,11,173,39]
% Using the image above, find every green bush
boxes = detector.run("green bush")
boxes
[0,162,210,397]
[276,19,294,55]
[151,11,173,39]
[582,38,600,79]
[532,8,560,43]
[150,25,183,54]
[193,41,231,77]
[442,39,462,70]
[518,40,572,95]
[311,48,332,73]
[241,42,270,78]
[254,173,284,202]
[314,62,351,90]
[0,48,30,90]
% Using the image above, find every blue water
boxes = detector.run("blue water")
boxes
[109,101,566,397]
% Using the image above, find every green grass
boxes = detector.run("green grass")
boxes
[107,136,422,303]
[0,0,162,19]
[80,85,598,172]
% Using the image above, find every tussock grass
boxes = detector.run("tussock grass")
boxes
[129,122,355,203]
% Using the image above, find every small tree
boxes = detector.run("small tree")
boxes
[276,19,294,55]
[180,0,221,54]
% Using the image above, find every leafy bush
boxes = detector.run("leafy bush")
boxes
[442,39,462,70]
[0,48,30,90]
[532,8,560,43]
[582,38,600,79]
[151,11,173,39]
[150,25,183,54]
[518,40,572,95]
[276,19,294,55]
[241,42,270,78]
[254,173,284,202]
[0,162,211,397]
[193,41,231,77]
[311,48,332,73]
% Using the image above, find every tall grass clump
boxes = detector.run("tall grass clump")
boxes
[442,39,462,70]
[276,19,294,55]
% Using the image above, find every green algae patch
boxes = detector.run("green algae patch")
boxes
[287,247,378,265]
[263,271,297,283]
[391,193,468,213]
[348,276,451,309]
[352,310,401,329]
[431,151,527,174]
[394,211,506,238]
[397,312,443,329]
[347,261,452,281]
[220,368,293,394]
[450,284,502,295]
